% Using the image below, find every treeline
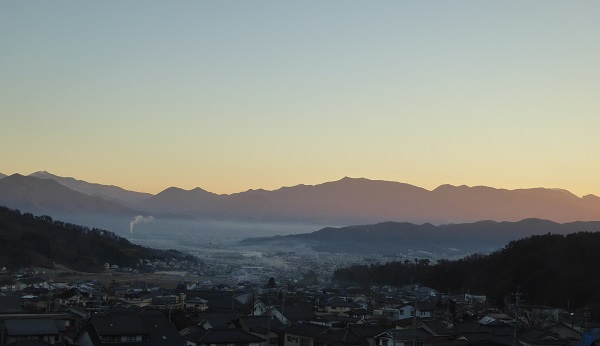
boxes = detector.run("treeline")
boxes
[0,206,195,272]
[333,232,600,316]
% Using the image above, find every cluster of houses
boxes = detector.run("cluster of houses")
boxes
[0,272,599,346]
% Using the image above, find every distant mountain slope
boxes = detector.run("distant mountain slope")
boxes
[0,206,194,272]
[29,171,152,206]
[138,177,600,224]
[241,219,600,256]
[3,173,600,224]
[0,173,6,179]
[0,174,134,215]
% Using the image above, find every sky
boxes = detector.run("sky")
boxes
[1,1,599,196]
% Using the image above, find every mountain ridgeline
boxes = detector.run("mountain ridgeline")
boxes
[0,206,195,272]
[240,219,600,256]
[0,173,135,216]
[332,231,600,316]
[1,172,600,225]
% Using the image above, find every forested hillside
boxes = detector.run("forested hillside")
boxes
[333,232,600,316]
[242,219,600,256]
[0,206,195,272]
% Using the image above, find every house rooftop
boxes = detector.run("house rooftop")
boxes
[3,319,59,336]
[183,327,265,344]
[283,323,330,338]
[91,314,147,336]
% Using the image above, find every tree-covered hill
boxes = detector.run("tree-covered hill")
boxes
[242,218,600,256]
[333,231,600,316]
[0,206,195,272]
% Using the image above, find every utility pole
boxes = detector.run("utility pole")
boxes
[413,285,418,346]
[267,292,272,346]
[512,287,522,318]
[583,306,591,332]
[511,287,522,346]
[281,289,285,324]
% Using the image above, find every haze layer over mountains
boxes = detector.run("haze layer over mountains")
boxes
[0,171,599,225]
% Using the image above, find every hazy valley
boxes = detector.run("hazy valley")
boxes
[1,171,600,261]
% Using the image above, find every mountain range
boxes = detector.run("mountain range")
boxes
[0,171,599,225]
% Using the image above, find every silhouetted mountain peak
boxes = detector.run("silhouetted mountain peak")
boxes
[4,173,61,187]
[28,171,151,205]
[31,170,52,176]
[32,170,83,182]
[190,187,211,193]
[157,186,215,196]
[156,186,187,196]
[433,184,483,192]
[0,174,133,215]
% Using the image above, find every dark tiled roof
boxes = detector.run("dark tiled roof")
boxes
[518,328,563,344]
[196,311,238,328]
[5,340,55,346]
[81,310,184,346]
[277,304,317,322]
[348,308,371,315]
[317,314,361,324]
[139,310,184,345]
[390,327,432,341]
[417,301,438,311]
[91,314,147,336]
[67,307,89,319]
[518,329,550,342]
[0,277,16,286]
[54,288,79,300]
[347,325,388,339]
[284,323,329,338]
[315,327,366,346]
[0,296,23,314]
[394,318,425,328]
[456,324,514,346]
[238,315,284,334]
[4,319,59,336]
[325,298,361,309]
[22,286,49,294]
[212,297,245,312]
[184,328,265,344]
[422,319,454,336]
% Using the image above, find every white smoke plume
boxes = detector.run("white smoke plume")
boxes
[129,215,154,234]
